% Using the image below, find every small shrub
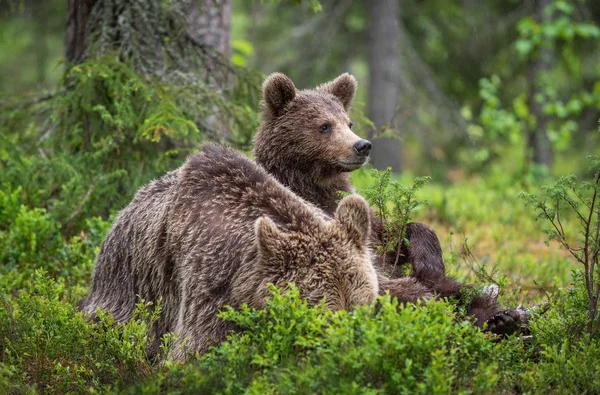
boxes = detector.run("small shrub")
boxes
[517,271,600,393]
[0,185,109,296]
[356,168,430,274]
[0,271,156,394]
[520,154,600,336]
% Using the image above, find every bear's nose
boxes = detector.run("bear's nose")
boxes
[354,140,372,157]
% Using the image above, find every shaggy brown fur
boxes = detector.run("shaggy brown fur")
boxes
[84,144,426,360]
[254,72,445,278]
[253,72,521,332]
[81,169,181,354]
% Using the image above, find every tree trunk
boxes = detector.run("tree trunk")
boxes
[185,0,232,142]
[526,0,554,169]
[366,0,402,172]
[65,0,98,64]
[186,0,231,57]
[30,0,49,84]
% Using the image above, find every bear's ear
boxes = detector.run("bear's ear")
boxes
[255,216,285,258]
[317,73,357,111]
[262,73,296,118]
[334,195,371,247]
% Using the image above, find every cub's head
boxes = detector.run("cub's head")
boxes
[254,195,378,310]
[254,73,371,178]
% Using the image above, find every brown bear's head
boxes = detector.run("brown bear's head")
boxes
[254,195,378,310]
[254,73,371,181]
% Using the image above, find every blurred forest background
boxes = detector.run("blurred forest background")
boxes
[1,0,600,393]
[1,0,599,177]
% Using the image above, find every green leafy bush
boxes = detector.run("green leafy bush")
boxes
[515,270,600,393]
[463,0,600,171]
[131,286,526,394]
[0,271,157,394]
[0,52,259,235]
[0,185,109,296]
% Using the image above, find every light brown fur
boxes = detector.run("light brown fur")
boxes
[83,144,384,360]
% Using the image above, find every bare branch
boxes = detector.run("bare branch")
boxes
[556,200,566,240]
[563,194,589,228]
[584,171,600,301]
[543,206,585,265]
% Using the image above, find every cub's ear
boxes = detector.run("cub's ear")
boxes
[262,73,296,118]
[255,216,285,257]
[335,195,371,247]
[317,73,357,111]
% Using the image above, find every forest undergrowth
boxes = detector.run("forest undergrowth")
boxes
[1,149,599,393]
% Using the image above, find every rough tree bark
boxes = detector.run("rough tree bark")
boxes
[366,0,402,172]
[65,0,98,64]
[185,0,232,141]
[526,0,554,169]
[66,0,231,64]
[185,0,231,57]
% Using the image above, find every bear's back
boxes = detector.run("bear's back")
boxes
[166,144,326,292]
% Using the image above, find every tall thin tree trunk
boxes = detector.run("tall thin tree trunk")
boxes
[64,0,98,149]
[186,0,231,57]
[526,0,554,169]
[65,0,98,64]
[31,0,48,84]
[186,0,232,142]
[366,0,402,172]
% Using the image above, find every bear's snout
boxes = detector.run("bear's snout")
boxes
[353,140,372,157]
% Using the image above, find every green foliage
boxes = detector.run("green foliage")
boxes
[1,65,258,234]
[0,0,263,236]
[515,0,600,150]
[515,1,600,58]
[526,337,600,393]
[358,168,430,273]
[520,154,600,335]
[0,185,108,297]
[131,286,525,394]
[464,0,600,170]
[518,270,600,393]
[0,151,133,235]
[265,0,323,13]
[463,75,527,165]
[55,56,199,150]
[532,271,590,345]
[2,162,600,393]
[0,271,158,394]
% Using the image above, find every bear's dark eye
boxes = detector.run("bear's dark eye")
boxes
[318,124,331,133]
[349,122,354,129]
